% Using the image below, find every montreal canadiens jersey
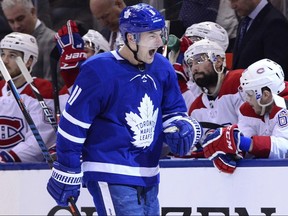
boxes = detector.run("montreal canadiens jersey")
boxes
[238,82,288,159]
[0,78,56,162]
[57,50,187,187]
[188,69,244,141]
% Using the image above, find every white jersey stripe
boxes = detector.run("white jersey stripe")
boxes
[98,182,116,216]
[82,161,160,177]
[68,85,82,105]
[58,126,86,144]
[62,109,91,129]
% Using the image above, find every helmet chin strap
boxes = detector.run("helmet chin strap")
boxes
[126,42,144,65]
[12,64,31,81]
[258,98,274,116]
[11,72,23,81]
[203,64,224,97]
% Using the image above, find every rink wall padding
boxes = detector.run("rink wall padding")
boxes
[1,159,287,216]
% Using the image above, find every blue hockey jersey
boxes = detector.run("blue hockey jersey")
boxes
[57,50,187,187]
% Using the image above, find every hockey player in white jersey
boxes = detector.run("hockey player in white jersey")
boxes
[238,59,288,158]
[47,3,202,216]
[185,39,244,128]
[168,21,229,109]
[0,32,56,162]
[202,59,288,174]
[181,39,244,161]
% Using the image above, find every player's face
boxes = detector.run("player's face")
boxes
[229,0,257,17]
[244,90,272,115]
[4,4,37,34]
[136,30,165,64]
[84,42,96,58]
[0,49,23,78]
[187,53,218,88]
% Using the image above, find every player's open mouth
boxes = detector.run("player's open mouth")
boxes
[149,49,157,57]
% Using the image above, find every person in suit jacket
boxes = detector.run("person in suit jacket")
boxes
[1,0,57,84]
[231,0,288,80]
[90,0,126,50]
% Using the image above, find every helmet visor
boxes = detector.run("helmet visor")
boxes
[84,41,95,51]
[187,36,203,44]
[238,86,256,102]
[137,27,168,48]
[185,53,209,68]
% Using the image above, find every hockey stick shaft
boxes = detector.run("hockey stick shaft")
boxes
[15,57,58,132]
[1,58,81,216]
[68,197,81,216]
[0,58,53,167]
[50,46,62,124]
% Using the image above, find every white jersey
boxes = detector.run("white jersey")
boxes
[185,80,202,108]
[188,69,244,141]
[173,63,202,109]
[238,83,288,159]
[0,79,56,162]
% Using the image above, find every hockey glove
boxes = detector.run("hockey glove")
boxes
[202,124,243,160]
[164,117,202,157]
[213,154,237,174]
[212,133,251,174]
[55,20,87,70]
[47,161,82,206]
[55,20,87,89]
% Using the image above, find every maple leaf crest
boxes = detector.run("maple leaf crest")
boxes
[124,9,131,19]
[125,94,158,148]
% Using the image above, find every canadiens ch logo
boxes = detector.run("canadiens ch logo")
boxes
[0,116,24,148]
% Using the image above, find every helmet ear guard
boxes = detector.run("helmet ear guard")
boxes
[126,33,137,43]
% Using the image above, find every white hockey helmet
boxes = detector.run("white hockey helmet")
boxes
[184,38,226,68]
[0,32,38,69]
[185,21,229,51]
[183,39,226,97]
[83,29,110,54]
[240,59,285,104]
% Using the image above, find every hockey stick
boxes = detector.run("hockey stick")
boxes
[50,46,62,124]
[15,57,58,132]
[0,58,54,167]
[14,57,81,216]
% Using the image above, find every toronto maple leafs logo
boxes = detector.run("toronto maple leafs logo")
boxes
[124,9,131,19]
[125,94,158,148]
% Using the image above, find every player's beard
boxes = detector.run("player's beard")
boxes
[193,71,218,89]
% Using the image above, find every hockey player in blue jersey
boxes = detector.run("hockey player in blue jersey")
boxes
[47,3,202,215]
